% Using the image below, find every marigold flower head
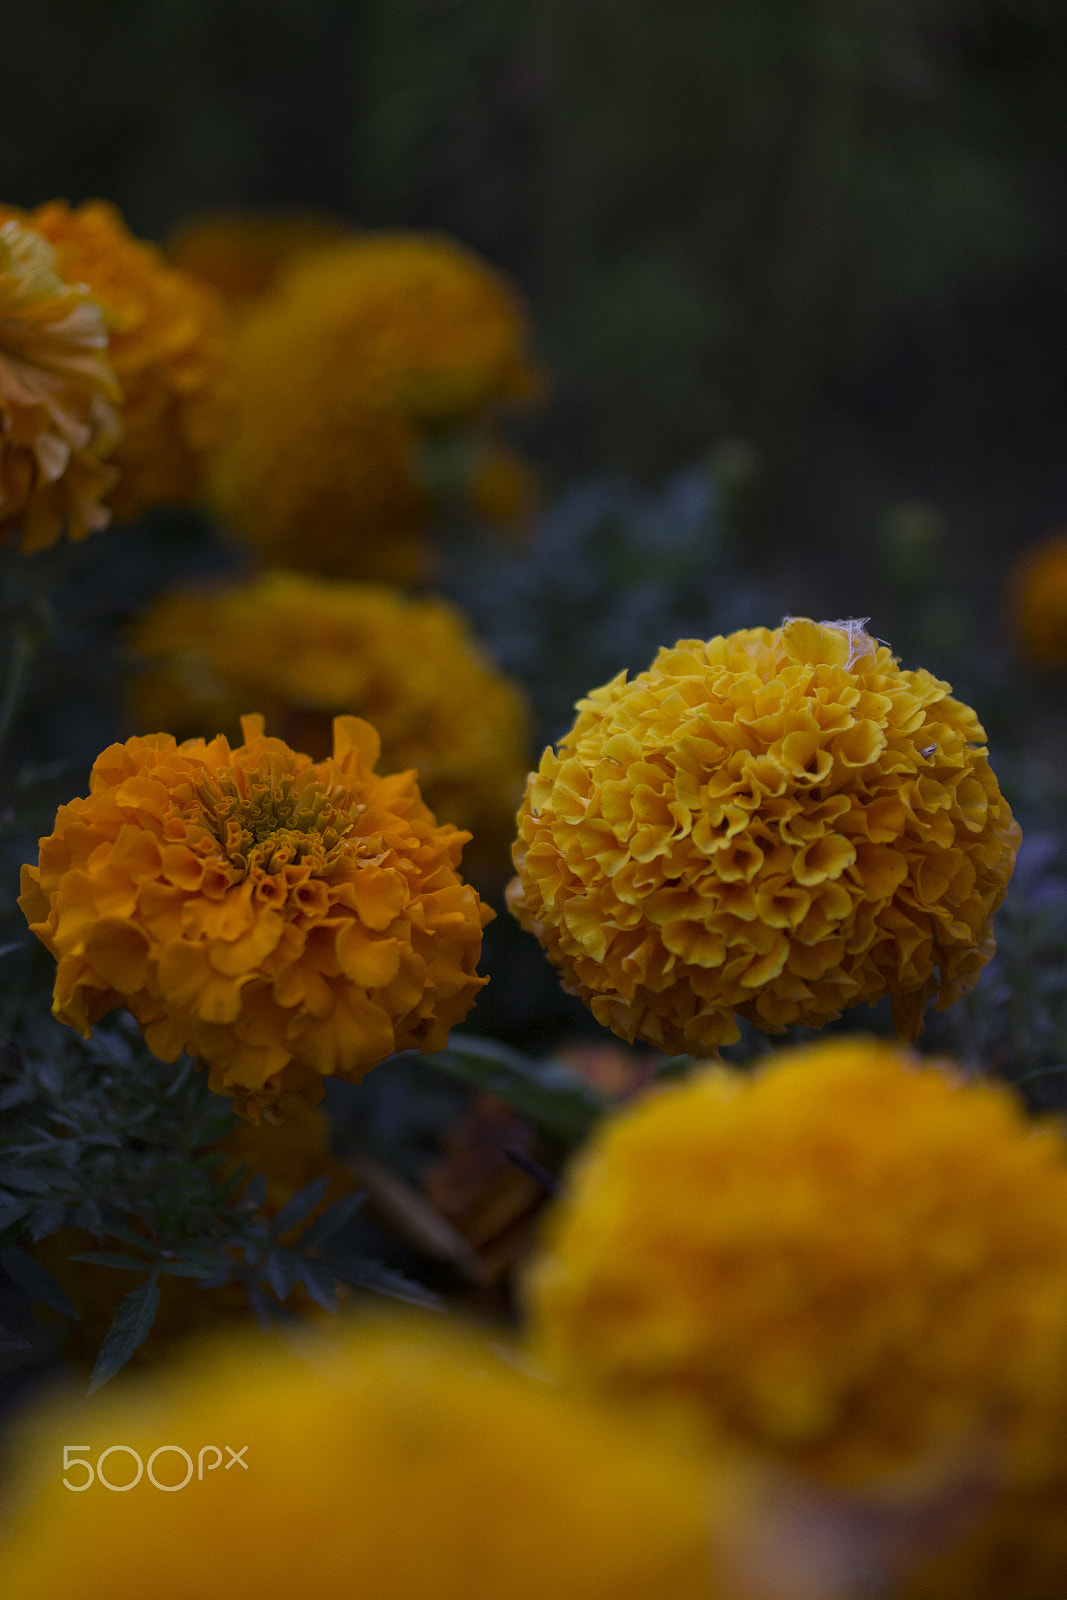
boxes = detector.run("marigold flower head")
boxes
[19,714,492,1119]
[0,200,233,522]
[0,218,120,552]
[0,1320,743,1600]
[527,1038,1067,1491]
[129,571,530,850]
[509,618,1020,1053]
[210,231,542,580]
[1010,530,1067,668]
[165,207,351,308]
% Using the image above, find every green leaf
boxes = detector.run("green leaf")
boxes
[1,1242,79,1318]
[269,1174,331,1240]
[299,1190,366,1250]
[652,1054,698,1082]
[265,1248,301,1302]
[87,1274,161,1393]
[418,1035,609,1145]
[70,1250,153,1272]
[333,1256,442,1311]
[294,1257,338,1313]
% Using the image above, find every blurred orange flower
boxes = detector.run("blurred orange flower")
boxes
[20,714,492,1119]
[1011,530,1067,668]
[166,208,351,308]
[0,218,120,551]
[1,199,233,521]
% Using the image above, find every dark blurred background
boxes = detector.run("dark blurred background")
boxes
[4,0,1067,621]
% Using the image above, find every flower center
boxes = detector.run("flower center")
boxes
[198,766,362,878]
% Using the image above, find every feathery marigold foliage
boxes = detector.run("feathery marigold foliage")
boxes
[209,231,542,581]
[526,1038,1067,1490]
[34,1100,354,1368]
[0,1320,738,1600]
[1011,531,1067,669]
[509,618,1020,1053]
[129,571,530,847]
[0,200,233,523]
[0,218,120,552]
[19,714,492,1120]
[165,208,351,308]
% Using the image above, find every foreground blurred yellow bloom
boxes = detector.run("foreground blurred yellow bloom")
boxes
[0,1321,740,1600]
[166,207,351,307]
[210,231,542,580]
[129,571,530,851]
[509,618,1020,1053]
[0,199,233,522]
[527,1039,1067,1492]
[1010,529,1067,668]
[0,219,120,551]
[19,714,492,1119]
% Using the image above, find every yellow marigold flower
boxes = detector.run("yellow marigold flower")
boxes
[34,1101,355,1368]
[0,200,233,522]
[210,232,542,580]
[509,618,1020,1053]
[165,208,351,308]
[1010,530,1067,668]
[0,1320,742,1600]
[0,218,120,552]
[527,1038,1067,1493]
[128,572,530,851]
[19,714,492,1119]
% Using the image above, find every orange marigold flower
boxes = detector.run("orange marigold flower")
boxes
[165,208,351,308]
[0,218,120,552]
[509,618,1020,1053]
[128,571,530,850]
[526,1038,1067,1491]
[0,199,233,522]
[19,714,493,1119]
[0,1319,752,1600]
[209,231,543,581]
[1010,530,1067,668]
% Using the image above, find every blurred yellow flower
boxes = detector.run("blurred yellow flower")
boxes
[165,207,351,308]
[0,218,120,552]
[1,199,233,522]
[1010,530,1067,668]
[0,1320,739,1600]
[509,618,1020,1053]
[210,231,543,580]
[19,714,492,1119]
[527,1038,1067,1492]
[34,1100,355,1367]
[129,571,530,852]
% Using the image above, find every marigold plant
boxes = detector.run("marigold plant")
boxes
[509,618,1020,1052]
[34,1100,355,1367]
[0,200,233,522]
[526,1038,1067,1490]
[1010,530,1067,668]
[0,218,120,552]
[0,1320,741,1600]
[19,714,492,1119]
[129,571,530,846]
[209,231,542,580]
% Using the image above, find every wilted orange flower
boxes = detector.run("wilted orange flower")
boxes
[0,1319,755,1600]
[1010,530,1067,668]
[210,231,542,580]
[0,218,120,551]
[527,1038,1067,1490]
[509,618,1020,1053]
[165,208,351,308]
[129,571,530,848]
[0,200,233,522]
[20,714,492,1119]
